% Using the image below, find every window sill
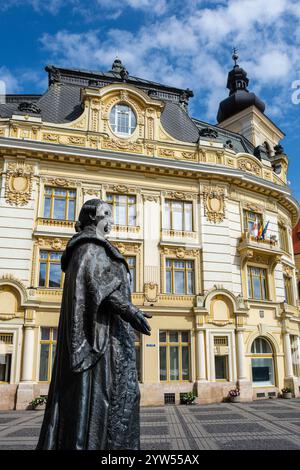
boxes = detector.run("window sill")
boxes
[162,229,197,238]
[110,225,140,233]
[36,218,75,229]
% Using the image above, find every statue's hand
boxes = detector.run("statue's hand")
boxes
[129,309,152,336]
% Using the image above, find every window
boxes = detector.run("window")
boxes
[39,251,63,288]
[0,354,12,383]
[109,104,136,136]
[214,336,229,381]
[43,187,76,221]
[243,210,263,234]
[215,356,229,380]
[125,256,136,292]
[279,223,289,252]
[159,331,190,381]
[164,200,193,231]
[39,327,57,382]
[106,194,136,226]
[165,259,194,294]
[247,266,268,300]
[134,331,142,382]
[284,274,294,305]
[251,337,274,386]
[291,336,300,377]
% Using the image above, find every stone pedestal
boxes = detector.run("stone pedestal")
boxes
[237,380,253,402]
[284,377,300,398]
[196,381,235,404]
[15,383,35,410]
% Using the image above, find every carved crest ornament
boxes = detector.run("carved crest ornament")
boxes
[5,161,34,206]
[202,186,226,223]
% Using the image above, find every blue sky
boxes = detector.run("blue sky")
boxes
[1,0,300,201]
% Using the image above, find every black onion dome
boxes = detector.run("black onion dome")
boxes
[217,51,265,123]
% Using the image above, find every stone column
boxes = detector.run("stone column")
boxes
[21,326,35,382]
[196,329,206,381]
[16,326,36,410]
[236,330,247,381]
[283,332,294,378]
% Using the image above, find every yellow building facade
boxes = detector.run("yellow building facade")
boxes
[0,59,300,409]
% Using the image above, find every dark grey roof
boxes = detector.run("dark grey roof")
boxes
[36,84,82,123]
[192,117,256,155]
[0,64,275,164]
[161,102,199,143]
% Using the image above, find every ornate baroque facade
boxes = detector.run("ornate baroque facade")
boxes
[0,57,300,409]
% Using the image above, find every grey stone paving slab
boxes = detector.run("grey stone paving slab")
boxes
[218,437,300,450]
[202,422,268,434]
[1,400,300,450]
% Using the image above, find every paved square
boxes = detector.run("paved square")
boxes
[1,399,300,450]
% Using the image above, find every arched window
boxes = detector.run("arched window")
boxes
[251,337,275,386]
[109,103,136,136]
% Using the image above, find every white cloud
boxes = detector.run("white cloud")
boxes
[0,66,20,93]
[33,0,300,122]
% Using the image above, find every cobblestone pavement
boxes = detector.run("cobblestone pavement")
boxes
[1,399,300,450]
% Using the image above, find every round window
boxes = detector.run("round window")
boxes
[109,103,137,136]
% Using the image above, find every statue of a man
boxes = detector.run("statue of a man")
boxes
[36,199,152,450]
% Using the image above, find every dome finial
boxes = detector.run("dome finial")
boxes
[232,47,239,66]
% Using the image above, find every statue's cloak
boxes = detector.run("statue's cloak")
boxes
[36,226,140,450]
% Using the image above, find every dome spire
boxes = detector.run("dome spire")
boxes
[216,49,265,123]
[232,47,239,66]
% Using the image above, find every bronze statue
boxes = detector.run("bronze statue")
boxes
[36,199,152,450]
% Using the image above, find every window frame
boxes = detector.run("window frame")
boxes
[165,258,195,295]
[247,265,269,300]
[109,103,137,137]
[159,330,191,382]
[164,199,193,232]
[124,255,136,293]
[38,327,57,383]
[250,337,275,387]
[106,193,137,227]
[38,250,64,289]
[283,273,294,305]
[278,223,289,253]
[43,186,76,221]
[243,209,263,234]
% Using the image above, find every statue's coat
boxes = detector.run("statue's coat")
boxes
[36,226,140,450]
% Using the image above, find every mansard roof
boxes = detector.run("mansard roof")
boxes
[0,63,264,160]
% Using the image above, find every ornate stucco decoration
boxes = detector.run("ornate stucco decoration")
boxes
[101,138,143,153]
[105,184,138,195]
[242,201,264,213]
[82,187,101,198]
[158,148,175,158]
[282,264,293,277]
[44,177,76,187]
[161,246,200,259]
[5,161,34,206]
[112,242,141,255]
[142,193,160,202]
[180,151,197,161]
[164,190,197,201]
[37,237,68,251]
[42,133,60,143]
[238,158,261,176]
[144,282,159,302]
[202,186,225,223]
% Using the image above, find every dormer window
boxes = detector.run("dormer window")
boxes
[109,103,136,137]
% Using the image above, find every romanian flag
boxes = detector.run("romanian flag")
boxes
[257,222,263,239]
[261,221,270,240]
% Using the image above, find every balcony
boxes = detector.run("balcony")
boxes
[238,231,283,267]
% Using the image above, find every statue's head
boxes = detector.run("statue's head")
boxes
[75,199,113,238]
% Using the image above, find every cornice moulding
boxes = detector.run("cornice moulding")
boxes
[0,137,298,221]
